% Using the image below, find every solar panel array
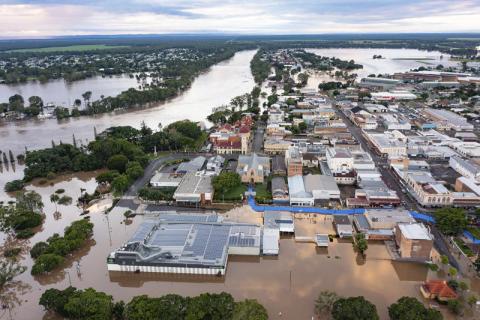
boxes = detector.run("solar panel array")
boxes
[183,224,212,257]
[129,221,156,243]
[230,225,257,235]
[204,226,230,260]
[149,226,190,247]
[229,235,255,247]
[159,214,219,223]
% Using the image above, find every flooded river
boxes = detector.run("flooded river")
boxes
[0,50,256,155]
[305,48,459,79]
[0,75,141,106]
[0,48,477,319]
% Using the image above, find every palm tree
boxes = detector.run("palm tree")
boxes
[315,291,340,316]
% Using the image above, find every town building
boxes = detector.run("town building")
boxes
[176,156,206,174]
[422,108,474,132]
[364,131,407,158]
[150,172,183,188]
[326,147,354,173]
[285,146,303,177]
[107,214,261,275]
[404,171,452,207]
[359,77,401,90]
[394,223,433,261]
[272,155,287,176]
[303,174,341,204]
[333,215,353,238]
[449,156,480,182]
[288,175,314,206]
[271,177,289,203]
[173,172,214,205]
[371,91,417,101]
[236,153,271,184]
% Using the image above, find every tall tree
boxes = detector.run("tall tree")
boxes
[388,296,443,320]
[331,296,379,320]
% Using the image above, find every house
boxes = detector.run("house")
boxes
[236,153,270,184]
[173,172,214,205]
[333,215,353,238]
[272,155,287,176]
[271,177,289,203]
[394,223,433,261]
[421,280,458,301]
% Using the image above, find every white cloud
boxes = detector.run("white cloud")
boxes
[0,1,479,37]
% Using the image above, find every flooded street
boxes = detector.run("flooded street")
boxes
[0,47,478,319]
[0,50,256,155]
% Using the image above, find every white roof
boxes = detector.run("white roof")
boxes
[398,223,432,240]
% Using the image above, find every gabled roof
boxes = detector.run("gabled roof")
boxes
[423,280,457,299]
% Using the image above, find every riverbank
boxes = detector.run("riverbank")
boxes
[0,50,257,155]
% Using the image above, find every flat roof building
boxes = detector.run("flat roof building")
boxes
[173,172,214,205]
[107,214,261,275]
[150,172,183,188]
[395,223,433,261]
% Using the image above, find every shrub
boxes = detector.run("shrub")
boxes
[31,253,64,275]
[4,180,24,192]
[16,228,35,239]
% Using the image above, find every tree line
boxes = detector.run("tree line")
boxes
[39,287,268,320]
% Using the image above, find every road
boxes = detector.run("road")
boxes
[252,122,265,154]
[116,153,195,208]
[335,107,417,211]
[335,104,460,269]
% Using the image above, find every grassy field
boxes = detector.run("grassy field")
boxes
[214,184,247,201]
[8,44,129,53]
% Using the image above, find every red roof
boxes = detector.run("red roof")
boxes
[239,126,251,133]
[423,280,457,299]
[214,140,242,149]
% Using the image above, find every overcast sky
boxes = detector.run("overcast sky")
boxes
[1,0,480,37]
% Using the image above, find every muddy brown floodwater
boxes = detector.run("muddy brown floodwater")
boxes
[2,170,478,320]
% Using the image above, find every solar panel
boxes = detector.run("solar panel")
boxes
[129,221,156,242]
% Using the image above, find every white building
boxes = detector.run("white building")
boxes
[288,175,314,206]
[371,91,417,101]
[326,147,354,173]
[449,156,480,182]
[365,131,407,158]
[404,171,452,207]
